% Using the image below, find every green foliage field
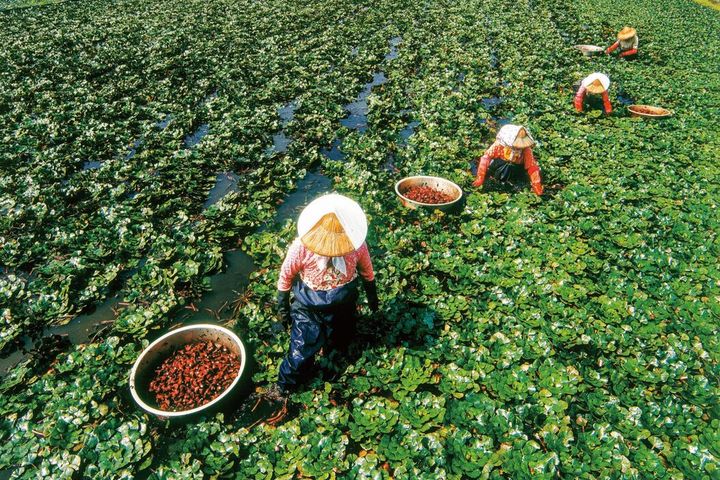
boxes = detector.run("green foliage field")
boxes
[1,0,719,478]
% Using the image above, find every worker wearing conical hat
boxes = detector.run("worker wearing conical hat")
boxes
[574,73,613,114]
[472,124,543,196]
[606,27,638,59]
[270,193,378,397]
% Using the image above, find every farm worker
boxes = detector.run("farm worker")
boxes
[574,72,613,115]
[606,27,638,58]
[472,124,543,196]
[269,193,378,398]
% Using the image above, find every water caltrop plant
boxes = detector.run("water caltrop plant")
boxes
[0,0,719,477]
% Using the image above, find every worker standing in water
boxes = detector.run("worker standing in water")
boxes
[606,27,639,59]
[266,193,379,401]
[574,72,613,115]
[472,124,543,196]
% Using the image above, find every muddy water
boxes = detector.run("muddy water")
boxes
[340,72,388,132]
[178,250,256,324]
[398,120,420,146]
[83,160,103,170]
[321,138,345,161]
[385,36,401,60]
[481,96,503,109]
[0,249,256,378]
[273,169,333,224]
[204,171,241,209]
[271,132,292,153]
[268,101,299,155]
[184,123,210,148]
[0,294,122,377]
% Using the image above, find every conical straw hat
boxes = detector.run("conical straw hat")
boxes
[513,127,535,149]
[618,27,637,40]
[496,124,535,149]
[582,72,610,94]
[297,194,368,257]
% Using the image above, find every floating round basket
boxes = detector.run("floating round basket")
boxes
[129,324,249,420]
[395,176,463,213]
[628,105,673,119]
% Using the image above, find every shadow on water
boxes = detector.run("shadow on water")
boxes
[156,114,173,130]
[204,171,240,210]
[617,90,634,107]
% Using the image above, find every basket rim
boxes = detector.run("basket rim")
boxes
[129,324,247,417]
[394,175,464,207]
[574,44,603,51]
[627,104,673,117]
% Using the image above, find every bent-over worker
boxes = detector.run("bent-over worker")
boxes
[472,124,543,196]
[574,72,613,115]
[606,27,638,59]
[268,194,378,399]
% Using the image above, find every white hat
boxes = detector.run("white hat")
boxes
[297,194,368,257]
[496,124,535,149]
[582,72,610,94]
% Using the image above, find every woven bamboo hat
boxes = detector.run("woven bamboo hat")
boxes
[497,124,535,149]
[582,72,610,94]
[617,27,637,40]
[297,194,368,257]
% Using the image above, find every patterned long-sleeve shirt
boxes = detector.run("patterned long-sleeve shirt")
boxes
[473,142,543,195]
[574,85,613,114]
[277,239,375,291]
[606,35,639,57]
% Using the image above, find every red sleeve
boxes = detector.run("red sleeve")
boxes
[277,240,305,291]
[574,85,586,112]
[606,41,620,54]
[356,242,375,282]
[601,91,613,114]
[619,48,637,57]
[473,144,501,186]
[523,148,543,196]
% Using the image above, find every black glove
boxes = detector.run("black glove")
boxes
[363,280,379,313]
[276,290,291,325]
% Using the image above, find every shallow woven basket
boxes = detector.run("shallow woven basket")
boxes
[628,105,673,118]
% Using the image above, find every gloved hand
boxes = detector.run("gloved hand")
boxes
[276,290,291,325]
[363,280,379,313]
[472,178,484,187]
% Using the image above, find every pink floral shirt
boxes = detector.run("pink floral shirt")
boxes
[277,239,375,291]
